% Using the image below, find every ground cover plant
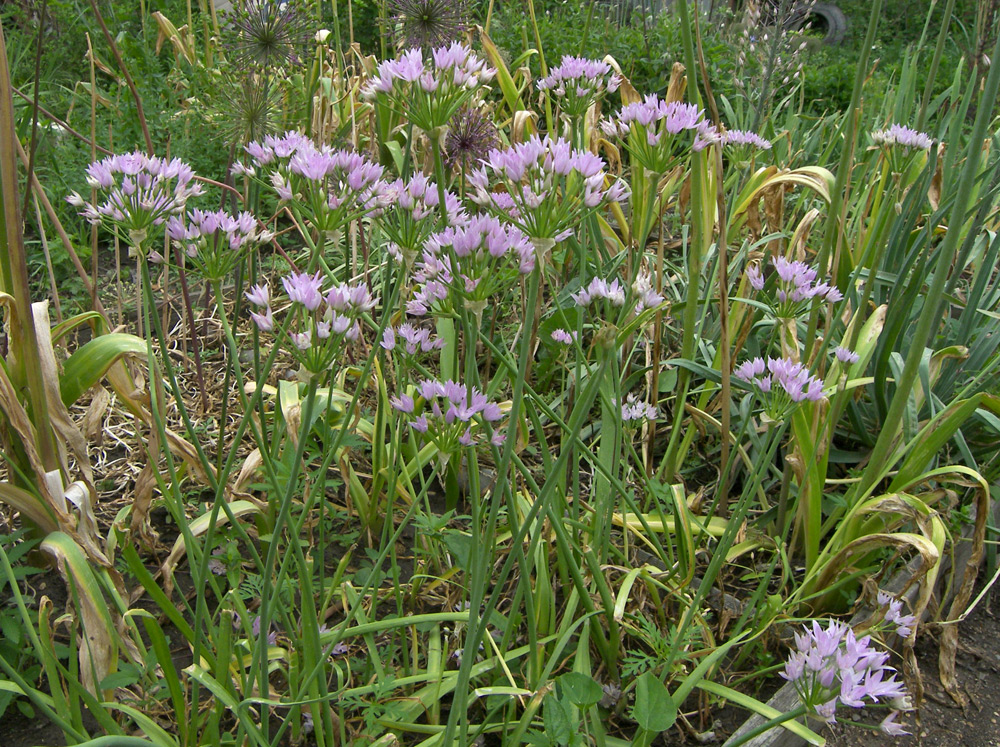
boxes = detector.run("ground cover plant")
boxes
[1,0,999,745]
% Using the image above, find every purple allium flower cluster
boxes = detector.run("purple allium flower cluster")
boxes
[871,124,933,154]
[379,174,467,266]
[572,276,626,307]
[723,129,773,151]
[241,132,388,239]
[381,323,446,355]
[164,208,272,279]
[362,43,495,133]
[250,615,280,646]
[406,215,535,318]
[391,379,505,455]
[620,393,658,423]
[601,96,706,174]
[746,256,843,320]
[245,274,377,375]
[781,619,909,735]
[68,152,204,253]
[734,356,824,419]
[551,328,578,345]
[468,135,628,246]
[537,55,622,118]
[834,346,860,365]
[631,272,666,316]
[876,592,917,638]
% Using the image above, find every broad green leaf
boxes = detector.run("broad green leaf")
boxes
[558,672,602,708]
[632,673,676,732]
[543,693,574,746]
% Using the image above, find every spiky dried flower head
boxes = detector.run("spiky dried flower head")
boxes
[444,105,499,170]
[222,0,312,71]
[388,0,470,51]
[215,71,282,148]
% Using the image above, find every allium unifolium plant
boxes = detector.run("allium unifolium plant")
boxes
[379,174,467,267]
[406,215,535,322]
[734,356,825,422]
[781,616,911,736]
[745,255,843,321]
[390,379,505,462]
[245,274,377,378]
[164,209,272,280]
[601,95,712,175]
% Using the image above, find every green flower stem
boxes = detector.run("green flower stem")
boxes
[443,261,543,746]
[916,0,957,132]
[725,704,812,747]
[430,128,451,230]
[663,419,790,675]
[808,0,883,356]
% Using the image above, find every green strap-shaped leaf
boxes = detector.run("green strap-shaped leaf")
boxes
[60,333,147,407]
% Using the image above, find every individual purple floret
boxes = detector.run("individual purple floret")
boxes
[468,134,628,248]
[781,619,908,734]
[871,124,932,153]
[876,591,917,638]
[601,95,706,173]
[537,55,622,117]
[362,43,495,133]
[391,378,505,456]
[68,151,204,254]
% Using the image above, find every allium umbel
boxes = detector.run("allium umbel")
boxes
[468,135,628,248]
[601,96,706,174]
[734,356,824,420]
[746,256,843,320]
[165,209,272,280]
[391,379,505,458]
[782,619,909,735]
[362,43,495,133]
[406,215,535,319]
[378,174,467,266]
[246,274,377,376]
[68,152,204,254]
[537,55,621,117]
[242,132,387,239]
[871,124,933,154]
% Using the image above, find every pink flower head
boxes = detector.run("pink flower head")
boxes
[283,272,325,310]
